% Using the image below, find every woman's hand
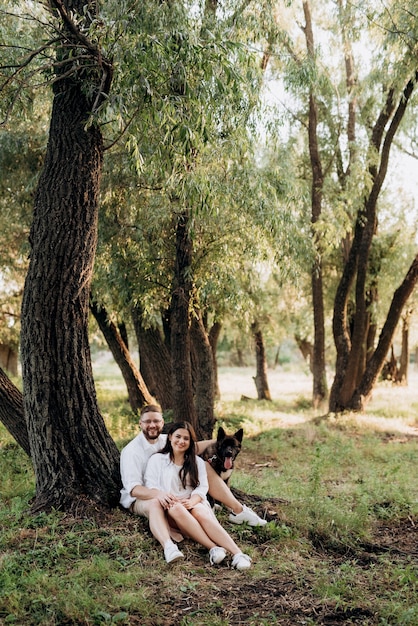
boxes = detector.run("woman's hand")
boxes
[178,495,201,510]
[156,491,178,509]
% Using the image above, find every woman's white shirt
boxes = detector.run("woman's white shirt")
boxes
[144,452,209,502]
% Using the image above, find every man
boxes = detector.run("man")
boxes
[120,404,267,563]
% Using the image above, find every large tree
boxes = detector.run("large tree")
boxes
[329,2,418,411]
[8,0,121,510]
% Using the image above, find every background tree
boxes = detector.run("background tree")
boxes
[265,0,418,412]
[90,0,276,434]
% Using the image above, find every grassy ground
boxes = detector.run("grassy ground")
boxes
[0,363,417,625]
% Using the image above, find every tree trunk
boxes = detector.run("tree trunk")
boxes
[311,260,328,407]
[251,321,271,401]
[208,320,222,400]
[190,313,215,438]
[397,311,410,384]
[348,254,418,410]
[90,299,154,412]
[20,2,120,511]
[338,200,377,405]
[170,210,197,428]
[131,305,173,410]
[0,367,30,456]
[303,1,328,408]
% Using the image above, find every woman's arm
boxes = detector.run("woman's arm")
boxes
[144,454,179,509]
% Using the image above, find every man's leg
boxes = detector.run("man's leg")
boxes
[206,462,243,513]
[205,462,267,527]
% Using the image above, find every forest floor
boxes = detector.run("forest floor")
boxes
[68,463,417,626]
[86,364,418,624]
[1,364,417,625]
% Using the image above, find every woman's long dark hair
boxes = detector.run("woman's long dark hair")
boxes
[159,421,200,489]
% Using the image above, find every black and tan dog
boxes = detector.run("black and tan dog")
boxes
[200,426,244,486]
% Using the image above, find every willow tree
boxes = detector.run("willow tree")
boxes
[2,0,121,510]
[267,0,418,412]
[328,0,418,411]
[91,0,274,436]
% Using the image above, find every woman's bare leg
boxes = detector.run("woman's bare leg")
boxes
[190,503,242,555]
[167,503,216,550]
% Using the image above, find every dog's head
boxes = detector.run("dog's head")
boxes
[216,426,243,470]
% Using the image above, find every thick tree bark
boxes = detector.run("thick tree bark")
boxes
[19,1,120,511]
[251,321,271,401]
[190,313,215,438]
[0,367,30,455]
[131,305,173,410]
[170,210,197,428]
[90,299,154,411]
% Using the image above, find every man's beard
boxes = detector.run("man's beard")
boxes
[144,431,161,441]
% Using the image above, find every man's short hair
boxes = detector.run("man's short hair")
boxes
[140,404,162,418]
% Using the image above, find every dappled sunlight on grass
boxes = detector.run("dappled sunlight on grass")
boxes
[216,366,418,439]
[217,366,312,404]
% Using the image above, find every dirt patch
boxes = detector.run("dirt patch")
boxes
[366,515,417,556]
[155,576,376,626]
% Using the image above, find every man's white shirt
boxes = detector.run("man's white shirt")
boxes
[119,432,167,509]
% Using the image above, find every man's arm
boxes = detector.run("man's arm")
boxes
[195,439,216,455]
[130,484,162,500]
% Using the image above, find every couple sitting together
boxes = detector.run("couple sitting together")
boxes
[120,404,266,570]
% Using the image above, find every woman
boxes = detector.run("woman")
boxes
[144,421,252,570]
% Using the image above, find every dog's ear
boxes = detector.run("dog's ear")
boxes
[234,428,244,443]
[217,426,226,441]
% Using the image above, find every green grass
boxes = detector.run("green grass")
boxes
[1,366,417,625]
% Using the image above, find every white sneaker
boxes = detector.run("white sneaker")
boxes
[164,543,184,564]
[228,504,267,527]
[209,546,227,565]
[231,552,252,571]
